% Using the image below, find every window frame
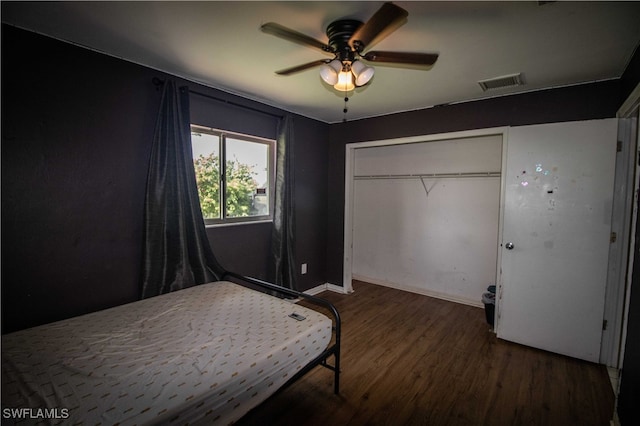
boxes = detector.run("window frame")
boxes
[190,124,276,227]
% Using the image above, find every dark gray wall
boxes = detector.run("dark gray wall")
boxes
[1,25,329,333]
[1,25,157,333]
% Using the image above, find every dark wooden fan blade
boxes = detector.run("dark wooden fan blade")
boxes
[261,22,332,53]
[349,3,408,51]
[275,59,329,76]
[362,51,439,66]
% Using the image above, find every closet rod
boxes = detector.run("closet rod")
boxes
[354,171,501,180]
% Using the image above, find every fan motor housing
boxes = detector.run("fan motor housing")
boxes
[326,19,362,61]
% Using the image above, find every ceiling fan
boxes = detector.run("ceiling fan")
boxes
[261,2,439,93]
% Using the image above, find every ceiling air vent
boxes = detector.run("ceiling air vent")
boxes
[478,73,524,92]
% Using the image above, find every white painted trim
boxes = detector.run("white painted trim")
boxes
[618,105,640,370]
[601,116,638,367]
[495,127,509,334]
[303,282,352,296]
[345,127,511,150]
[353,274,483,308]
[617,82,640,118]
[342,126,509,305]
[608,366,622,426]
[343,145,356,294]
[302,284,327,296]
[610,83,640,373]
[327,283,352,294]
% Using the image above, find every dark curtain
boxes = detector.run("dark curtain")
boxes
[270,115,297,290]
[141,80,224,298]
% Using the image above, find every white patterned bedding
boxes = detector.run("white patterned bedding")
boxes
[1,281,332,425]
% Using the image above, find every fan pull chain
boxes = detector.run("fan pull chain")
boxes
[343,95,349,122]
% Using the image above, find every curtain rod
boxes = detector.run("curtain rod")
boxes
[189,91,284,120]
[354,172,502,180]
[152,77,284,120]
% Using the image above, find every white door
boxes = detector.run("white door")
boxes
[497,119,617,362]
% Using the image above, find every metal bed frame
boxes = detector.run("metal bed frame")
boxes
[222,271,341,394]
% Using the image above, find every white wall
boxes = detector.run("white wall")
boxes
[351,135,502,306]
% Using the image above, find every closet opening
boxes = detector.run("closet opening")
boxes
[343,128,508,310]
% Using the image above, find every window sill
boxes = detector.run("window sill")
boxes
[205,219,273,229]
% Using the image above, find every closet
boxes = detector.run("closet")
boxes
[350,134,503,307]
[345,119,618,363]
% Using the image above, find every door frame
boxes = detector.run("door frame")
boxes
[612,83,640,368]
[600,96,640,367]
[342,127,509,300]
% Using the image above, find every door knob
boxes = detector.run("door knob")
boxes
[505,242,514,250]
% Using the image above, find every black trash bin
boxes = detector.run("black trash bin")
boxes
[482,291,495,327]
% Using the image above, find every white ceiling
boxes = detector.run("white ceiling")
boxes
[3,1,640,123]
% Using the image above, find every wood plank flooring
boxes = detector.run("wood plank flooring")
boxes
[236,280,614,425]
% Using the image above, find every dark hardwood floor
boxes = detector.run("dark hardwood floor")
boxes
[236,280,614,425]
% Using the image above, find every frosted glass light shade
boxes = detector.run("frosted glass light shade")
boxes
[319,59,342,85]
[334,70,355,91]
[351,61,375,86]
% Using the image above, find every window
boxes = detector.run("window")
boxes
[190,125,275,225]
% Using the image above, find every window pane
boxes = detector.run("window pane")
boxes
[225,138,269,218]
[191,131,220,220]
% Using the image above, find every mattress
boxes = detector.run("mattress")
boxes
[1,281,332,425]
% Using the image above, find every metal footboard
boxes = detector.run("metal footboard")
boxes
[221,271,341,394]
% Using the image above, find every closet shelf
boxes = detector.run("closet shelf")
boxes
[354,171,501,180]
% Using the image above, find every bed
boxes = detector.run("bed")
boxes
[1,272,341,425]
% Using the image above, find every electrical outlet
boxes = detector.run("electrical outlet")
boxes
[301,263,308,275]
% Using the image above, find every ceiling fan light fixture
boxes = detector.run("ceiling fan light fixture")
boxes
[320,59,342,85]
[334,70,355,92]
[351,60,375,86]
[264,2,440,109]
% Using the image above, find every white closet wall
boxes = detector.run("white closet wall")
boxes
[352,135,502,306]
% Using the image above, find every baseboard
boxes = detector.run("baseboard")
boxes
[303,283,351,296]
[352,274,484,308]
[303,284,327,296]
[611,412,620,426]
[608,367,621,426]
[608,367,619,393]
[327,283,351,294]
